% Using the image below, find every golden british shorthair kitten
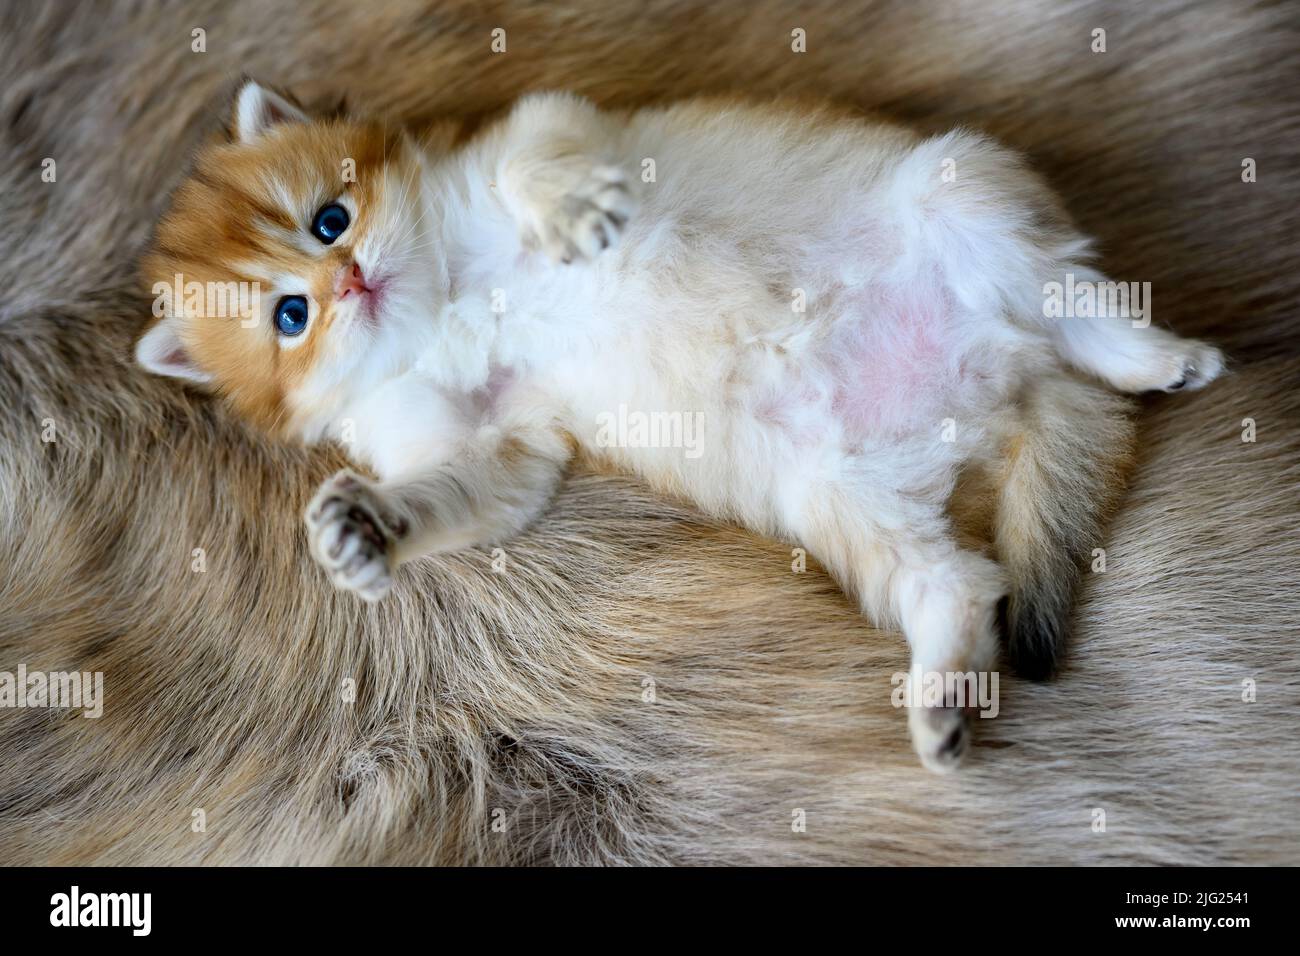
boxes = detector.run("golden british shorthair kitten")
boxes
[136,82,1223,770]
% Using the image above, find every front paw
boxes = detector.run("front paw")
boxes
[525,165,634,264]
[305,470,406,602]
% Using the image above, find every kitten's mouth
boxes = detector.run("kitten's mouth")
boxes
[355,285,384,326]
[342,286,385,327]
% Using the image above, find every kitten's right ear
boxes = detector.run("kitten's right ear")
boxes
[135,318,212,385]
[232,80,309,144]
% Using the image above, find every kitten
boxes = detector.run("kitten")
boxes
[136,82,1223,771]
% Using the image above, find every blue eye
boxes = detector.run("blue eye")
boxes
[311,203,350,244]
[274,295,309,336]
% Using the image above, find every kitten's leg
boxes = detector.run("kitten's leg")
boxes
[1047,271,1224,392]
[1053,315,1224,393]
[305,428,570,601]
[796,490,1005,772]
[476,92,634,263]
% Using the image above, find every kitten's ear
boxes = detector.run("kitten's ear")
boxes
[135,318,212,385]
[232,80,309,144]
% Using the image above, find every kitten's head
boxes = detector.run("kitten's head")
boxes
[136,81,436,437]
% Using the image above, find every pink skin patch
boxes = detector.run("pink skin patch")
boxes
[751,281,970,446]
[828,283,961,440]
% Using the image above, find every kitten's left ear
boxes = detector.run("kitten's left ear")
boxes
[232,80,309,144]
[135,317,212,385]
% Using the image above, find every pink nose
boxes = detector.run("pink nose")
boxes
[338,262,371,300]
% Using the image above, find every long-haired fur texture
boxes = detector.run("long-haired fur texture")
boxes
[0,0,1297,864]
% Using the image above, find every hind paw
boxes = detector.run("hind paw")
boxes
[1160,341,1225,392]
[909,703,971,773]
[1114,337,1225,394]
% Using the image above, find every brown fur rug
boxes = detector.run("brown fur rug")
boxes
[0,0,1297,864]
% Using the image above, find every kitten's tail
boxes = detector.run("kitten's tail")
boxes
[992,375,1134,679]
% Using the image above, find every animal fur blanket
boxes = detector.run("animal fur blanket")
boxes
[0,0,1296,864]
